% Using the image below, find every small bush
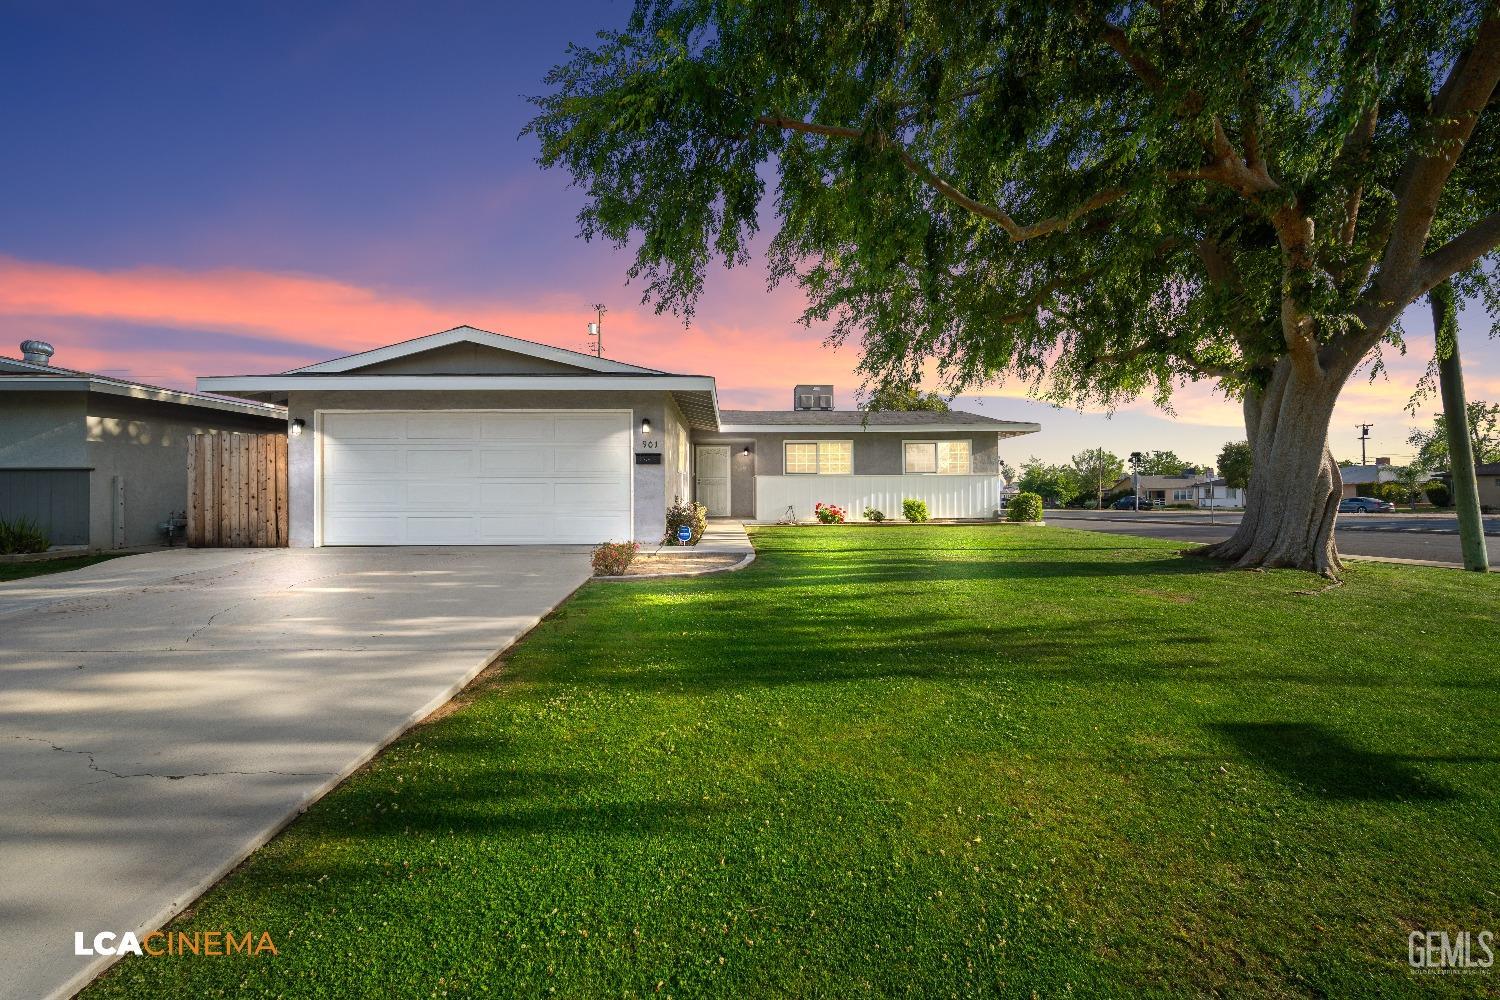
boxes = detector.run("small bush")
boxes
[1008,492,1044,522]
[1423,482,1452,507]
[662,495,708,545]
[814,502,846,523]
[0,516,49,554]
[591,541,640,576]
[902,498,929,522]
[862,506,886,522]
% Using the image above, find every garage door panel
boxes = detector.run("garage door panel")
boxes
[481,414,554,441]
[320,410,631,546]
[478,481,554,508]
[406,413,479,439]
[478,446,554,475]
[326,445,402,476]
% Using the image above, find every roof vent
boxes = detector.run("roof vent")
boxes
[793,384,834,410]
[20,340,54,365]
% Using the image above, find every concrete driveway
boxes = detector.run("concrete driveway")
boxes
[0,546,591,1000]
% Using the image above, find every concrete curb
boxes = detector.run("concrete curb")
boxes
[595,552,756,580]
[56,574,591,1000]
[1343,554,1496,572]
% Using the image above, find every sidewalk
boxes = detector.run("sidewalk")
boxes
[645,519,754,555]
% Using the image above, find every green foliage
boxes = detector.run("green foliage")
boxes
[1217,441,1254,490]
[1407,401,1500,472]
[1369,482,1407,504]
[1071,448,1125,502]
[663,495,708,545]
[1017,457,1080,507]
[591,541,640,576]
[862,506,886,522]
[862,384,950,412]
[901,497,929,522]
[0,516,49,554]
[1132,450,1202,477]
[814,502,847,523]
[1008,492,1044,522]
[1425,481,1453,507]
[526,3,1500,416]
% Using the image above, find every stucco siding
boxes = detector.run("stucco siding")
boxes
[348,342,599,376]
[285,389,679,546]
[0,391,87,468]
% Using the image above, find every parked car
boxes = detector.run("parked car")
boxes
[1112,496,1165,510]
[1338,496,1396,513]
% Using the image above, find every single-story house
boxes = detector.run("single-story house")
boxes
[1474,462,1500,511]
[1109,473,1202,505]
[1184,478,1245,508]
[1339,459,1398,498]
[1,341,286,548]
[200,326,1040,546]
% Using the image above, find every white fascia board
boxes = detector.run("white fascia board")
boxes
[198,374,718,393]
[718,421,1042,435]
[0,376,285,419]
[287,326,665,375]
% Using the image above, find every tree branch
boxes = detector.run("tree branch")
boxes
[1415,210,1500,294]
[755,114,1126,242]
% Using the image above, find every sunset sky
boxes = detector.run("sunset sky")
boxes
[4,2,1497,468]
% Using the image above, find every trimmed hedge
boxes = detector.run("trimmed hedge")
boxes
[1007,492,1044,522]
[902,498,930,522]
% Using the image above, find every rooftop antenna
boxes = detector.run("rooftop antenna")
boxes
[1356,423,1373,466]
[586,303,607,357]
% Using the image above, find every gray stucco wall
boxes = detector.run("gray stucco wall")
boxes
[351,342,593,375]
[284,389,681,546]
[84,394,283,548]
[0,391,88,467]
[687,429,1004,515]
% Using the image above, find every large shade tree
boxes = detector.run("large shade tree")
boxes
[529,1,1500,575]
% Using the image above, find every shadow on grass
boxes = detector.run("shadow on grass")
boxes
[1209,722,1459,801]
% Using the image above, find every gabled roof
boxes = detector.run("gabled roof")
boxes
[1340,464,1399,485]
[717,409,1040,436]
[0,353,285,420]
[288,325,668,375]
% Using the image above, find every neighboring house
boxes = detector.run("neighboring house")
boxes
[1,341,285,548]
[1185,478,1246,508]
[1474,462,1500,511]
[199,326,1040,546]
[1109,473,1201,504]
[1339,459,1398,498]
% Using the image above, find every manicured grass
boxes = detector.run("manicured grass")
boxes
[0,552,125,582]
[89,527,1499,997]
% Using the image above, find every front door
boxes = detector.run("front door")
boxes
[695,445,731,515]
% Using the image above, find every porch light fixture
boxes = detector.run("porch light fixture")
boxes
[290,418,305,437]
[741,445,751,457]
[640,417,652,434]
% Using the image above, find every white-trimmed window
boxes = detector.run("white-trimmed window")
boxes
[784,440,852,475]
[903,440,972,475]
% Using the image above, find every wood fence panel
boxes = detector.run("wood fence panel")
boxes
[186,432,289,547]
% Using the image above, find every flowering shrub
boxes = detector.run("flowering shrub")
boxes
[591,541,640,576]
[814,502,846,524]
[902,498,930,522]
[862,506,886,522]
[662,495,708,545]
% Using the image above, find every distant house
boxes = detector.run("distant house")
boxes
[1109,472,1201,505]
[1475,462,1500,512]
[1186,478,1246,508]
[0,341,285,549]
[1339,459,1399,498]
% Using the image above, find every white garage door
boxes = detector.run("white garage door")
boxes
[319,410,632,545]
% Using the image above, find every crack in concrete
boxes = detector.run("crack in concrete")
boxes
[11,736,335,781]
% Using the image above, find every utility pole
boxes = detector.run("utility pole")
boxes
[1430,281,1489,572]
[587,303,607,357]
[1355,423,1373,466]
[1129,451,1142,511]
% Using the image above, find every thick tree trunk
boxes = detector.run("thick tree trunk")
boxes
[1200,359,1345,576]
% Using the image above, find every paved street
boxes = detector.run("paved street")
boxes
[1046,510,1500,567]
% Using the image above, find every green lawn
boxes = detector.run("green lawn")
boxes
[0,552,125,582]
[89,526,1499,998]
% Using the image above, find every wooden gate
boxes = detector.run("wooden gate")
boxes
[186,433,288,547]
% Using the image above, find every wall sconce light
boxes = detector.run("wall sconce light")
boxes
[741,445,751,457]
[290,418,306,437]
[640,417,652,435]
